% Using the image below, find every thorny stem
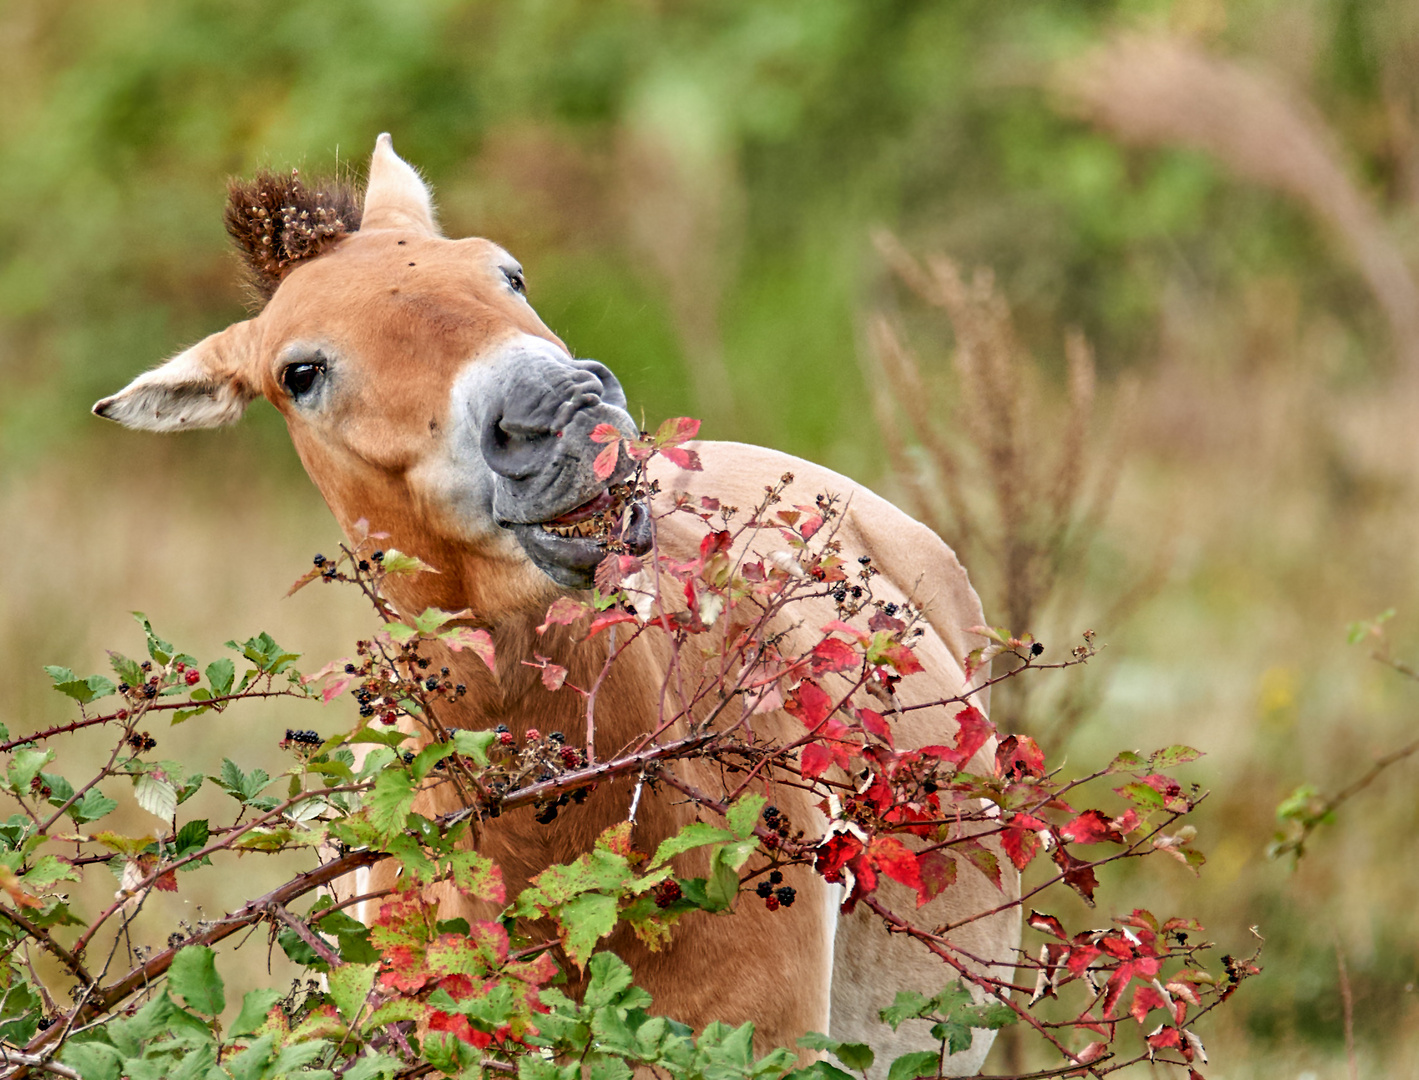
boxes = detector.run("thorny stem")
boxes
[0,909,94,989]
[267,902,342,968]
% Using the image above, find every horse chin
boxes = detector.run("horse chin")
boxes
[506,496,652,591]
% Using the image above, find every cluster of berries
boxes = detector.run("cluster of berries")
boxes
[754,870,797,910]
[281,729,322,750]
[126,731,157,753]
[761,804,798,850]
[172,661,202,687]
[653,879,682,908]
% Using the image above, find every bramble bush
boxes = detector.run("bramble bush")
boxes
[0,421,1254,1079]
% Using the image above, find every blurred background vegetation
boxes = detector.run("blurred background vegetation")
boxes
[3,0,1419,1075]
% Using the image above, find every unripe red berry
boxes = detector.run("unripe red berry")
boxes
[185,670,201,686]
[525,728,541,742]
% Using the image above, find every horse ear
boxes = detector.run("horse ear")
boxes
[93,320,262,432]
[361,133,439,234]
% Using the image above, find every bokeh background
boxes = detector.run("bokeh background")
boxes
[4,1,1419,1075]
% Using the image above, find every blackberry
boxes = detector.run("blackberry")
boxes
[313,554,326,566]
[884,603,898,615]
[755,881,774,899]
[549,731,566,743]
[371,550,384,562]
[357,559,370,572]
[359,705,374,718]
[424,677,438,691]
[858,556,871,565]
[1030,641,1045,657]
[653,879,682,908]
[440,667,450,676]
[416,658,430,669]
[344,663,356,674]
[455,685,466,696]
[494,723,509,733]
[775,886,796,907]
[768,870,783,885]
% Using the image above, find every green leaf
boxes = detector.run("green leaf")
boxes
[108,651,144,690]
[650,822,736,868]
[929,1019,973,1055]
[328,962,378,1022]
[133,613,175,665]
[885,1050,939,1080]
[60,1040,124,1080]
[452,729,497,766]
[366,769,416,837]
[379,549,437,576]
[705,838,758,910]
[230,987,283,1037]
[22,855,79,889]
[70,788,118,824]
[168,945,225,1015]
[1150,745,1202,769]
[8,749,54,794]
[384,622,418,643]
[798,1033,874,1074]
[205,659,235,697]
[879,991,933,1030]
[411,740,454,781]
[559,892,618,969]
[134,772,177,821]
[727,793,768,839]
[44,667,117,705]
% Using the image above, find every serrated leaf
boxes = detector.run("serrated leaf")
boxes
[440,626,495,672]
[379,549,438,576]
[885,1050,939,1080]
[651,822,736,868]
[205,659,235,697]
[558,892,618,969]
[134,773,177,822]
[8,749,54,794]
[451,729,497,766]
[367,770,416,837]
[1150,745,1203,769]
[411,741,454,781]
[726,793,767,839]
[169,945,225,1014]
[22,855,79,889]
[328,962,378,1022]
[384,622,418,643]
[70,788,118,824]
[230,987,283,1037]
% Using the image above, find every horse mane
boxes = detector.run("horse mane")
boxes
[224,169,363,305]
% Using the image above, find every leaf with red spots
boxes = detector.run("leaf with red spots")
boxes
[956,838,1004,892]
[811,637,860,676]
[592,441,620,481]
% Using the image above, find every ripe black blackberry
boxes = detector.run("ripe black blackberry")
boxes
[755,881,774,899]
[768,870,783,885]
[775,886,796,907]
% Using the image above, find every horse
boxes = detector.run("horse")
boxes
[93,134,1019,1075]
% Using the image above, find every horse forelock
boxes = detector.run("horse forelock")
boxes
[225,169,363,306]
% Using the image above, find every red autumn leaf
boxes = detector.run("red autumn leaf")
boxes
[1027,911,1068,940]
[1141,773,1183,798]
[867,609,906,633]
[800,742,835,779]
[589,423,622,444]
[1060,809,1120,845]
[811,637,860,676]
[699,530,733,561]
[1147,1026,1182,1051]
[868,836,923,895]
[540,663,567,692]
[956,838,1004,892]
[995,733,1046,778]
[857,707,893,747]
[786,679,834,728]
[1074,1010,1110,1036]
[953,705,995,765]
[1075,1042,1108,1065]
[1131,985,1168,1023]
[1050,846,1099,906]
[1099,935,1135,960]
[429,1011,493,1048]
[537,596,591,635]
[1001,814,1045,870]
[592,441,620,481]
[878,642,924,675]
[588,610,638,637]
[654,416,700,448]
[154,868,178,893]
[822,620,869,642]
[915,850,957,905]
[814,832,863,878]
[661,446,702,471]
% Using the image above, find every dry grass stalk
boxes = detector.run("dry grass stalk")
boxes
[868,232,1123,633]
[1057,32,1419,370]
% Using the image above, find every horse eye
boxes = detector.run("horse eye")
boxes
[504,268,526,296]
[282,360,325,398]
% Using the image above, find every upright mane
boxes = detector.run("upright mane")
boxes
[224,169,363,304]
